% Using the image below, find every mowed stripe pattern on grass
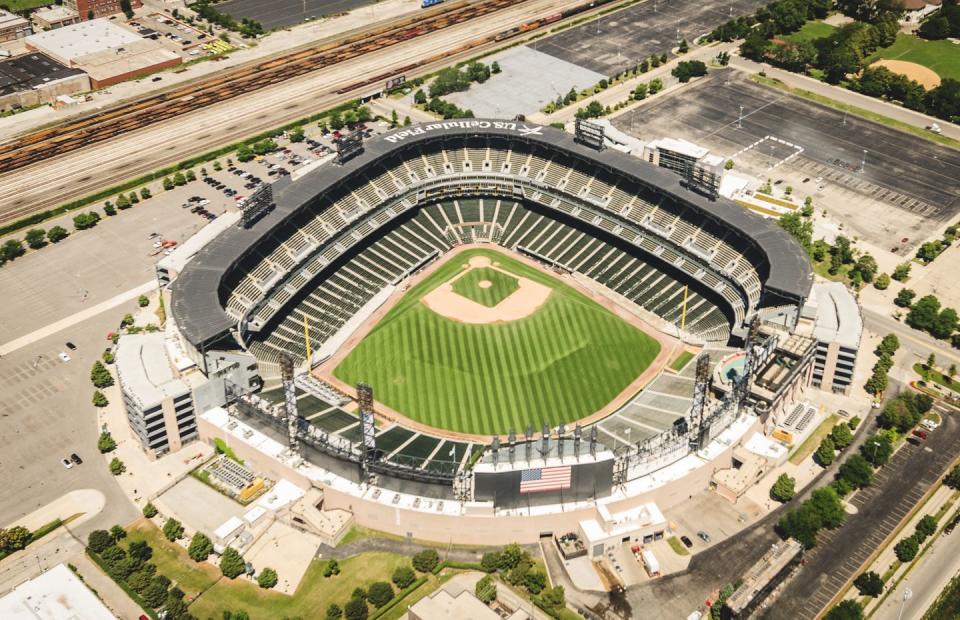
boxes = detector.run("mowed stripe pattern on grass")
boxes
[450,266,519,307]
[334,249,660,435]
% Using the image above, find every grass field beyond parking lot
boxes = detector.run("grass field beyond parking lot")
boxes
[783,20,836,43]
[334,249,660,435]
[866,34,960,82]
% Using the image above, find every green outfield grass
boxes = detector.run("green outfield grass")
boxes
[450,266,519,307]
[866,34,960,82]
[783,21,836,43]
[334,249,661,435]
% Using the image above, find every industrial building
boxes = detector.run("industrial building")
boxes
[796,281,862,395]
[0,52,90,111]
[0,563,115,620]
[31,5,81,30]
[0,9,31,42]
[25,18,180,88]
[63,0,142,21]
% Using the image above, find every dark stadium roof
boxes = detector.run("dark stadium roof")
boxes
[0,53,85,96]
[172,120,812,347]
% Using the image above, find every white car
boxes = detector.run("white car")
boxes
[61,458,74,469]
[922,419,940,431]
[58,352,71,363]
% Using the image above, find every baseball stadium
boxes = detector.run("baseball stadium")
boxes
[165,119,815,543]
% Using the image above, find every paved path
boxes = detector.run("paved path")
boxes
[729,56,960,141]
[72,553,148,620]
[0,280,156,357]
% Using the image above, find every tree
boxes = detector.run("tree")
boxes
[257,567,278,589]
[392,565,415,589]
[403,115,412,127]
[895,289,916,309]
[894,535,919,562]
[162,177,175,191]
[92,390,109,407]
[289,127,305,143]
[481,551,500,572]
[103,204,117,217]
[825,600,864,620]
[916,514,938,540]
[72,211,100,230]
[110,525,127,542]
[97,432,117,453]
[853,571,883,597]
[323,558,340,577]
[865,368,888,396]
[220,547,246,578]
[325,603,342,620]
[892,262,912,282]
[140,187,152,200]
[88,529,115,553]
[129,192,139,204]
[770,473,796,503]
[173,172,187,186]
[671,60,708,83]
[412,549,439,573]
[861,433,893,467]
[142,578,169,607]
[119,0,133,18]
[809,487,846,529]
[343,597,368,620]
[932,308,959,340]
[853,254,877,283]
[830,423,854,450]
[778,211,813,253]
[525,570,547,594]
[814,436,836,466]
[128,540,152,563]
[838,454,874,489]
[491,61,501,73]
[48,226,69,243]
[109,457,126,476]
[541,585,566,608]
[185,170,197,182]
[907,295,941,332]
[876,334,899,356]
[24,228,46,249]
[188,532,213,561]
[368,581,393,607]
[116,193,131,210]
[143,502,158,518]
[476,574,497,603]
[162,518,184,542]
[648,78,664,94]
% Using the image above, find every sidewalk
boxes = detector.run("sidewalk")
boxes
[5,489,106,532]
[72,552,148,620]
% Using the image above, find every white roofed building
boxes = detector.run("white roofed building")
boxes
[795,282,863,395]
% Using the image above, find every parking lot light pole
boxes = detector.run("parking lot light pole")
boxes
[860,149,867,173]
[897,587,912,620]
[737,105,743,129]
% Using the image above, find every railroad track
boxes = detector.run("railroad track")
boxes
[0,0,553,174]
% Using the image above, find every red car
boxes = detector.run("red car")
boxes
[912,429,927,440]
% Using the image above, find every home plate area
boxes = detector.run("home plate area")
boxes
[420,255,551,324]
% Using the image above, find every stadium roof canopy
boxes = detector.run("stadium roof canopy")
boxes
[172,120,812,348]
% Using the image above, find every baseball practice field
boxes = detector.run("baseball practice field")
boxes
[334,248,661,435]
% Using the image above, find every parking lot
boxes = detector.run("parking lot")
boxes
[130,13,213,58]
[613,70,960,250]
[217,0,378,31]
[536,0,768,76]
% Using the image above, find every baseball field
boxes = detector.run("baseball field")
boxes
[333,248,661,435]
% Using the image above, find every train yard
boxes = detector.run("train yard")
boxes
[0,0,512,174]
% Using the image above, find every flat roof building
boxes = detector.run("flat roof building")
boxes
[116,332,199,458]
[62,0,142,21]
[578,501,668,558]
[796,282,863,395]
[0,52,89,111]
[0,563,116,620]
[25,18,181,88]
[31,5,81,30]
[407,589,523,620]
[0,10,31,43]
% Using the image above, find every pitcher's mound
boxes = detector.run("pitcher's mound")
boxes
[869,60,941,89]
[478,280,493,289]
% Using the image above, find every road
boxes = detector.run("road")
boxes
[0,0,601,225]
[862,308,960,367]
[873,526,960,620]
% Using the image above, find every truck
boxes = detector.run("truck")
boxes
[641,549,661,578]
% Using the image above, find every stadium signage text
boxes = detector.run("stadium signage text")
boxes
[383,120,544,143]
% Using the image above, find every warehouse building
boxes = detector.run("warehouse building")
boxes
[25,18,180,87]
[0,9,32,42]
[0,52,89,111]
[31,5,82,30]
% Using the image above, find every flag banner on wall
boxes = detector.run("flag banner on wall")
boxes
[519,465,572,493]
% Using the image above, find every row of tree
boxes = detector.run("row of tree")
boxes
[323,549,438,620]
[192,1,264,37]
[917,1,960,40]
[865,333,899,396]
[904,294,959,342]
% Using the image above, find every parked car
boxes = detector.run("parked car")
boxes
[696,531,711,543]
[61,458,74,469]
[58,352,71,363]
[65,342,77,350]
[912,429,928,440]
[70,453,83,465]
[680,535,693,548]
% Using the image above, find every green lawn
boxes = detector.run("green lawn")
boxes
[5,0,54,10]
[334,249,661,435]
[670,351,694,372]
[913,363,960,394]
[189,552,410,619]
[789,414,838,465]
[667,536,690,556]
[866,34,960,82]
[123,520,220,599]
[784,21,836,44]
[450,266,519,307]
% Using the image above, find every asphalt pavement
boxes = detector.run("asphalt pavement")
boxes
[217,0,378,31]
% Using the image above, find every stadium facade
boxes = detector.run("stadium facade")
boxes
[152,120,817,542]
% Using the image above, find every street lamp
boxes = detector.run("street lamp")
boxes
[897,587,912,620]
[860,149,868,173]
[737,105,744,129]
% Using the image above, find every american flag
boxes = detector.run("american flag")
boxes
[519,465,572,493]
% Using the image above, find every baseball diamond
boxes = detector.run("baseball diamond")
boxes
[333,248,661,435]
